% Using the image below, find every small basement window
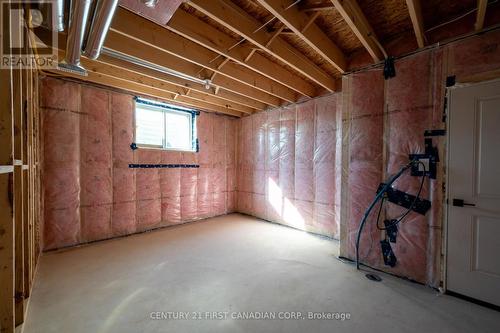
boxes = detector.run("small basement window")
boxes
[134,97,198,151]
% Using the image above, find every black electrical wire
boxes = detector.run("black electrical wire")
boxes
[360,196,386,262]
[355,160,417,270]
[376,161,426,231]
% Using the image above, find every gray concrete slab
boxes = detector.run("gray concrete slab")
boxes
[23,214,500,333]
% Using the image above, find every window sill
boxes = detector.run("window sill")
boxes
[135,145,197,153]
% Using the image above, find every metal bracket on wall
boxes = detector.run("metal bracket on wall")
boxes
[424,129,446,137]
[446,75,456,87]
[409,138,439,179]
[377,183,432,215]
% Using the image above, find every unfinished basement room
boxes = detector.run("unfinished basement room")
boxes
[2,0,500,332]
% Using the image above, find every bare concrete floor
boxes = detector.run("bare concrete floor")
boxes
[24,214,500,333]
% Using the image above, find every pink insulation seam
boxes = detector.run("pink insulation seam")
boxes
[236,94,340,238]
[41,77,237,250]
[385,52,433,283]
[344,70,385,269]
[111,93,136,236]
[225,118,237,213]
[80,86,113,242]
[236,115,253,215]
[426,48,445,287]
[41,78,80,250]
[342,52,440,285]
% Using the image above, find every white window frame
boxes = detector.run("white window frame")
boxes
[134,98,197,152]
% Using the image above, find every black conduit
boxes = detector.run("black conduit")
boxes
[355,160,417,270]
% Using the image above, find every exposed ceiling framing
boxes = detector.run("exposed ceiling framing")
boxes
[330,0,385,61]
[475,0,488,31]
[44,0,499,117]
[405,0,426,48]
[256,0,347,72]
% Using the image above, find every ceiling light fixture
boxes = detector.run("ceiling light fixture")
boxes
[141,0,159,8]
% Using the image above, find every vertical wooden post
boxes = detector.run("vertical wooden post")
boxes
[13,49,25,329]
[22,53,30,301]
[0,3,15,332]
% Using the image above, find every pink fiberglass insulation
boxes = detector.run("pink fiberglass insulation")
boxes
[342,55,438,284]
[41,28,500,286]
[384,52,433,283]
[340,29,500,285]
[225,118,238,213]
[80,86,113,243]
[41,78,80,250]
[447,29,500,79]
[111,92,136,236]
[343,70,385,268]
[41,77,238,250]
[236,95,341,238]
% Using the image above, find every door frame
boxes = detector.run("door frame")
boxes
[443,77,500,293]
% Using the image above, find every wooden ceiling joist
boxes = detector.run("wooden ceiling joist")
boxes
[97,53,267,111]
[167,9,317,97]
[103,30,281,107]
[82,59,255,114]
[189,0,338,92]
[300,3,335,12]
[475,0,488,31]
[405,0,426,48]
[331,0,384,62]
[47,61,243,117]
[257,0,347,73]
[111,8,293,103]
[42,30,258,115]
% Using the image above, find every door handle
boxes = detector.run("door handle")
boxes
[452,199,476,207]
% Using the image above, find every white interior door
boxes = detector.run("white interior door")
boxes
[447,79,500,306]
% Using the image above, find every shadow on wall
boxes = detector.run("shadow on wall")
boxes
[236,95,342,239]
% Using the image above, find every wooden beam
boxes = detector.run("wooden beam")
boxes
[46,60,243,117]
[42,28,276,109]
[257,0,347,73]
[23,60,33,299]
[475,0,488,31]
[12,50,24,331]
[189,0,338,92]
[104,30,282,107]
[79,55,255,114]
[111,8,294,103]
[167,9,317,97]
[39,29,264,111]
[0,64,14,333]
[330,0,384,62]
[97,53,266,110]
[300,3,335,12]
[405,0,425,48]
